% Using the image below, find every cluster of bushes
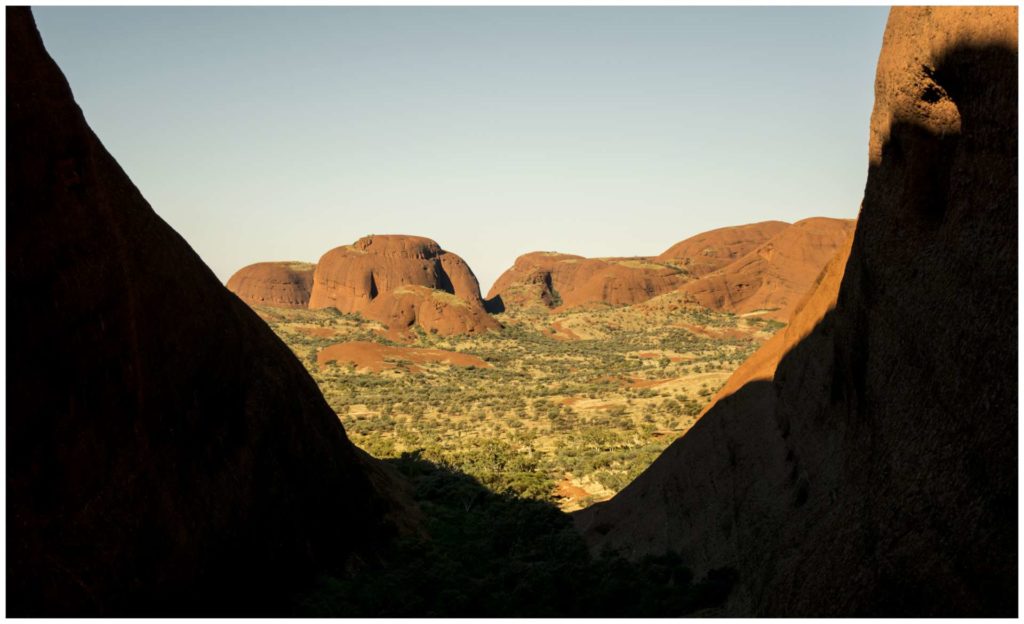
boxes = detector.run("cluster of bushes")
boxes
[264,301,782,504]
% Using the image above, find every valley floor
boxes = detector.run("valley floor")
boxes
[259,300,782,510]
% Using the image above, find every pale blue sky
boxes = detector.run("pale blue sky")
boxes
[34,7,890,292]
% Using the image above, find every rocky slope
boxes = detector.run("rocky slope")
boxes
[655,220,789,277]
[7,7,409,615]
[575,6,1017,617]
[486,220,850,318]
[675,217,856,321]
[486,252,691,312]
[226,261,315,309]
[308,235,499,336]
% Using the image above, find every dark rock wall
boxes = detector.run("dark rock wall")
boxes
[576,7,1017,616]
[7,7,407,615]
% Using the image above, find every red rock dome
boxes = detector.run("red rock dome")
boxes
[655,220,790,277]
[226,261,315,309]
[486,252,689,312]
[675,217,856,321]
[309,235,498,336]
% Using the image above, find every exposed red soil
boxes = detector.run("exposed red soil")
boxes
[550,320,581,340]
[555,479,591,503]
[297,325,340,338]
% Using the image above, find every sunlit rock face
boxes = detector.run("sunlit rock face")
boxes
[227,261,316,308]
[309,234,500,336]
[673,217,856,321]
[487,219,853,322]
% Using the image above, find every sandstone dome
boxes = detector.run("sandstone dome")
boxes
[226,261,315,309]
[655,220,790,277]
[309,234,498,336]
[486,252,689,312]
[675,217,856,321]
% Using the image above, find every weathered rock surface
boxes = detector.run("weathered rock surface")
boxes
[486,220,847,316]
[226,261,315,309]
[675,217,856,321]
[486,252,690,312]
[7,8,409,616]
[366,284,500,336]
[575,6,1017,617]
[655,220,790,277]
[309,235,498,336]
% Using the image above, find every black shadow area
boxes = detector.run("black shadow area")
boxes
[289,451,737,617]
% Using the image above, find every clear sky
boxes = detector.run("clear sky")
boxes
[34,7,890,293]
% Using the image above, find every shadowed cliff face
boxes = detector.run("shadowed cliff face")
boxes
[6,7,410,615]
[575,6,1017,617]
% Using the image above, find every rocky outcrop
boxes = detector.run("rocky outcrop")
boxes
[366,284,500,336]
[486,252,689,312]
[226,261,315,309]
[308,235,498,335]
[675,217,856,321]
[699,236,854,409]
[575,6,1017,617]
[486,220,848,316]
[7,7,409,616]
[655,220,790,277]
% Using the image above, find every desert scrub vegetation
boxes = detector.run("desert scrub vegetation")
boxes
[257,302,780,509]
